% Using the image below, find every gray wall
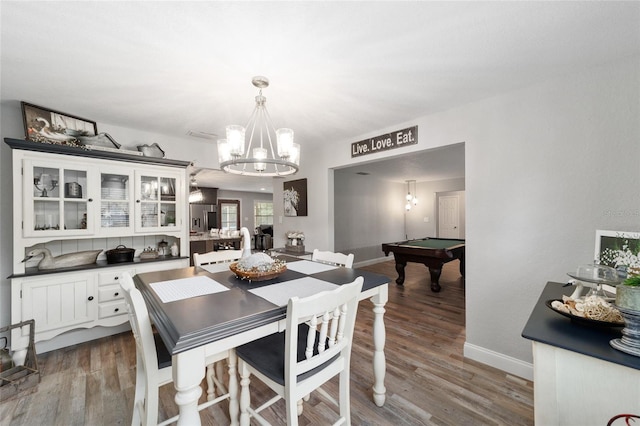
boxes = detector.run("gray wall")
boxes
[278,57,640,379]
[333,174,465,263]
[333,173,402,262]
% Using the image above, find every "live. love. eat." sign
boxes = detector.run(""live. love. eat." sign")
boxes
[350,126,418,158]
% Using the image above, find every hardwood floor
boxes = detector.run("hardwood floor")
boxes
[0,260,533,425]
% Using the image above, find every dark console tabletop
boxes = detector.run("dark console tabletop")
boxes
[522,281,640,371]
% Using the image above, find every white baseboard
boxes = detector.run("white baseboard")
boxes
[464,342,533,381]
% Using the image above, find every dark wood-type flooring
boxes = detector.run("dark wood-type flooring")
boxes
[0,260,533,425]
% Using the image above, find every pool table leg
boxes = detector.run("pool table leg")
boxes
[394,260,406,285]
[427,266,442,292]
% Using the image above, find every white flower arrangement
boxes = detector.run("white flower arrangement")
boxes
[286,231,305,240]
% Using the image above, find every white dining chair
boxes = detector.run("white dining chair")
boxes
[311,249,355,268]
[194,249,244,272]
[236,276,364,426]
[120,272,231,426]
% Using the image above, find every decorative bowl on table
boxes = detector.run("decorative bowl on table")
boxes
[546,298,625,327]
[230,253,287,282]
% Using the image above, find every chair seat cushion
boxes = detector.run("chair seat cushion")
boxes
[154,332,172,369]
[236,323,338,386]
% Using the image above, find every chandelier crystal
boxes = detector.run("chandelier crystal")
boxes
[217,76,300,176]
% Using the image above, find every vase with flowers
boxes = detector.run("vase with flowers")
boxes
[611,271,640,356]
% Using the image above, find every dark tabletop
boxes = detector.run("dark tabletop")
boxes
[522,281,640,371]
[134,259,390,355]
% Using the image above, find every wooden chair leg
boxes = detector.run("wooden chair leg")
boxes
[286,399,300,426]
[339,368,351,425]
[145,383,160,426]
[206,363,216,401]
[216,360,228,394]
[132,353,145,426]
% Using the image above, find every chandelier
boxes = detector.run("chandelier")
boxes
[188,174,204,203]
[405,180,418,211]
[217,76,300,176]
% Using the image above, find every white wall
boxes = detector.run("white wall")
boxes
[300,57,640,378]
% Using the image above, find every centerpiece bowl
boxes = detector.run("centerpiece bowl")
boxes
[229,253,287,282]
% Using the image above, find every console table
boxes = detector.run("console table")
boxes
[522,282,640,425]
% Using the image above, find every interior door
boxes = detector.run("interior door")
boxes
[438,195,460,238]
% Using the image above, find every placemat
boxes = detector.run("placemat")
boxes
[249,277,339,306]
[150,276,229,303]
[285,260,338,275]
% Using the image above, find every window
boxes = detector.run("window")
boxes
[254,201,273,227]
[218,199,240,230]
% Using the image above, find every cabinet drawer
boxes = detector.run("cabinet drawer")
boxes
[98,300,127,319]
[99,285,124,303]
[98,269,135,286]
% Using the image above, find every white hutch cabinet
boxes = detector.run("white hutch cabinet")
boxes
[6,138,191,354]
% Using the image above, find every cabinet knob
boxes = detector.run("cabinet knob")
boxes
[114,276,119,280]
[88,198,93,202]
[114,308,119,313]
[88,296,94,301]
[136,199,141,203]
[114,292,119,297]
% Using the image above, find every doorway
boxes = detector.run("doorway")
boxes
[437,191,465,239]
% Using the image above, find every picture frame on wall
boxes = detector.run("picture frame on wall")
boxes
[283,178,308,217]
[21,101,98,145]
[595,229,640,277]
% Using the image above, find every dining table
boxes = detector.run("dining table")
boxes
[133,256,390,425]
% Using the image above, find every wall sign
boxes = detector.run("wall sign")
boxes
[351,126,418,158]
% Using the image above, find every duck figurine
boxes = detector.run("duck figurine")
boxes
[240,226,252,259]
[22,248,102,270]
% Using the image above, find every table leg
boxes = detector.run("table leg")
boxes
[370,285,388,407]
[228,350,239,426]
[394,260,406,285]
[427,265,443,292]
[174,349,205,426]
[239,360,251,426]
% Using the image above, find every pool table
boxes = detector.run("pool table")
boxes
[381,237,465,292]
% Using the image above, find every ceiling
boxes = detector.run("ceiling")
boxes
[2,2,639,193]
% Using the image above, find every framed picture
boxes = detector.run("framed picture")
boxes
[283,178,307,217]
[21,101,97,145]
[595,230,640,276]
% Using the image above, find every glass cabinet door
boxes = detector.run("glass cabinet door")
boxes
[134,171,180,231]
[99,169,133,233]
[24,160,93,237]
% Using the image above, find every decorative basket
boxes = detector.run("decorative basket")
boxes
[1,320,40,402]
[229,262,287,282]
[285,244,306,254]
